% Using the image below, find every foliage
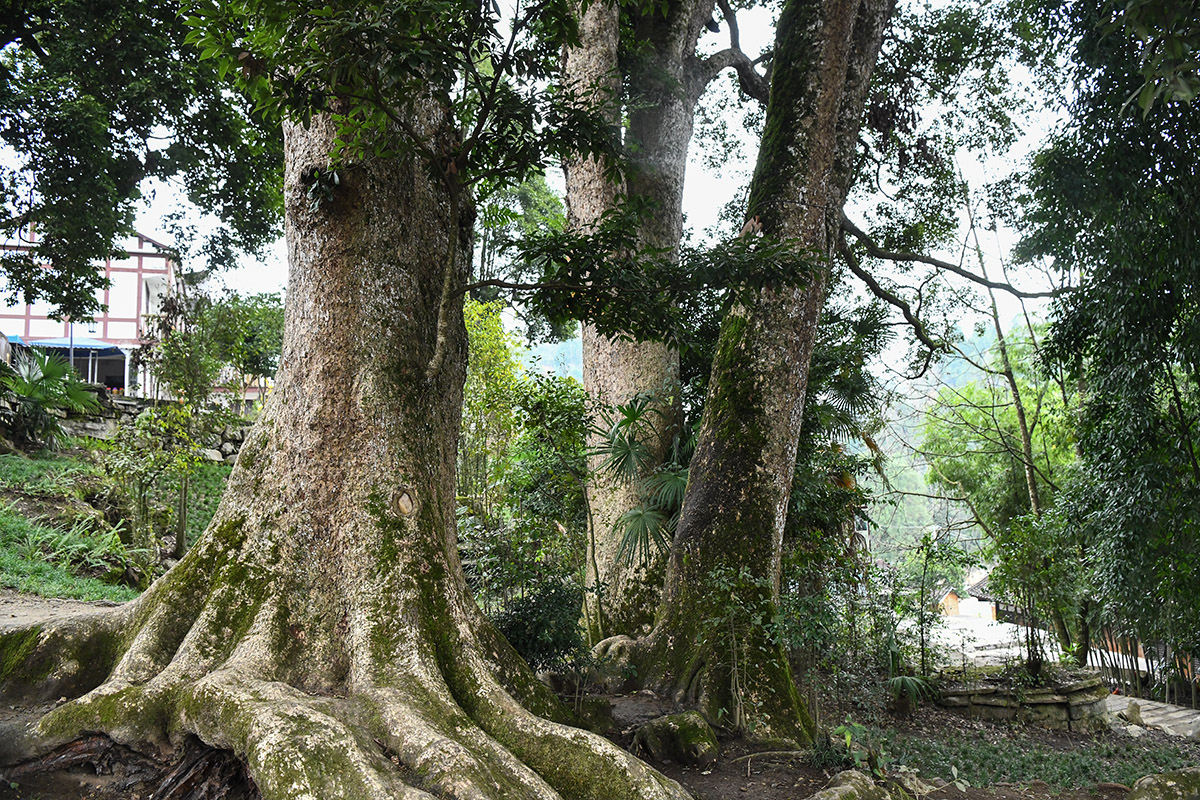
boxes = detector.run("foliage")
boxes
[186,0,616,193]
[1,349,100,450]
[887,721,1198,789]
[921,335,1075,534]
[921,327,1087,664]
[153,461,232,556]
[100,407,221,583]
[517,210,822,348]
[489,577,585,672]
[473,173,571,343]
[592,391,690,567]
[832,715,892,777]
[1013,0,1200,689]
[0,514,139,602]
[0,452,140,601]
[0,0,282,320]
[696,565,779,734]
[205,291,285,397]
[458,299,526,522]
[457,303,588,616]
[134,286,244,558]
[1112,0,1200,110]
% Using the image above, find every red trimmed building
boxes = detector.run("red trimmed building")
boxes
[0,231,176,394]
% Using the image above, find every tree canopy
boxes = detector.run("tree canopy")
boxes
[1,0,283,319]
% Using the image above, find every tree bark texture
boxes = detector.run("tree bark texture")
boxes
[0,110,688,800]
[637,0,893,743]
[570,0,721,642]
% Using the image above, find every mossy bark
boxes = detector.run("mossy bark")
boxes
[571,0,722,643]
[635,0,893,744]
[0,109,689,800]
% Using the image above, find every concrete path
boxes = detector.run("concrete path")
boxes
[1107,694,1200,740]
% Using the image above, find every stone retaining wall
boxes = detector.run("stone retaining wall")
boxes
[48,390,250,466]
[937,674,1113,733]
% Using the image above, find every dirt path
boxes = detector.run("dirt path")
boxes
[0,590,123,632]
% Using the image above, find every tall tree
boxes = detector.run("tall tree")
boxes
[568,0,773,643]
[0,3,691,797]
[0,0,281,319]
[624,0,892,743]
[1017,0,1200,692]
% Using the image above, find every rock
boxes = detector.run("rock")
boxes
[1022,702,1069,728]
[224,454,238,465]
[804,770,889,800]
[220,441,236,456]
[1057,676,1104,693]
[1122,724,1146,739]
[891,770,937,798]
[61,418,118,440]
[633,711,718,768]
[1129,767,1200,800]
[1066,683,1113,705]
[202,448,224,462]
[1121,700,1145,726]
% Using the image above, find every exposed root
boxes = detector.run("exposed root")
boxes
[3,733,259,800]
[592,628,811,748]
[181,672,427,800]
[1,611,693,800]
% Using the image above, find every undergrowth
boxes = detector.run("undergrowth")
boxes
[886,723,1197,788]
[0,446,230,601]
[0,506,138,601]
[153,461,232,549]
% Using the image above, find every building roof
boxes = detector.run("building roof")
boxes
[27,337,126,357]
[968,574,997,602]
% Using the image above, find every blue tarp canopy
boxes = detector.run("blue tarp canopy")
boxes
[5,334,25,345]
[27,337,126,357]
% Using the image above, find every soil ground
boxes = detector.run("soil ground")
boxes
[2,592,1197,799]
[604,693,1185,800]
[0,590,119,632]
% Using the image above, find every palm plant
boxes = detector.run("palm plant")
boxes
[1,348,99,449]
[593,393,694,566]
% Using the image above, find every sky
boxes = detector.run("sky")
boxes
[126,1,1061,377]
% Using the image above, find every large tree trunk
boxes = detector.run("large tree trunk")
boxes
[0,111,688,800]
[626,0,892,744]
[571,0,719,643]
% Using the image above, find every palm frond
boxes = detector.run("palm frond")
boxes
[614,505,671,566]
[643,466,688,511]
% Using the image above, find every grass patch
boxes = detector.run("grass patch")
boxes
[0,444,232,599]
[885,724,1197,789]
[0,450,98,497]
[0,507,137,602]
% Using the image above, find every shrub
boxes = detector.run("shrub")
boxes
[1,349,99,449]
[490,577,584,671]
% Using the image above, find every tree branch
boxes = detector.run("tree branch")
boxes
[690,0,769,104]
[695,48,770,104]
[840,212,1062,299]
[838,235,947,358]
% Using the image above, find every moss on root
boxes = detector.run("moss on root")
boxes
[0,621,125,704]
[0,628,43,684]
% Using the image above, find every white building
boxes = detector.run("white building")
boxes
[0,231,175,394]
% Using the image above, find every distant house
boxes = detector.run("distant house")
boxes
[0,231,176,395]
[938,576,999,621]
[938,587,961,616]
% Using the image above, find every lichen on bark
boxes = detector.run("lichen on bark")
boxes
[0,109,690,800]
[610,0,894,744]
